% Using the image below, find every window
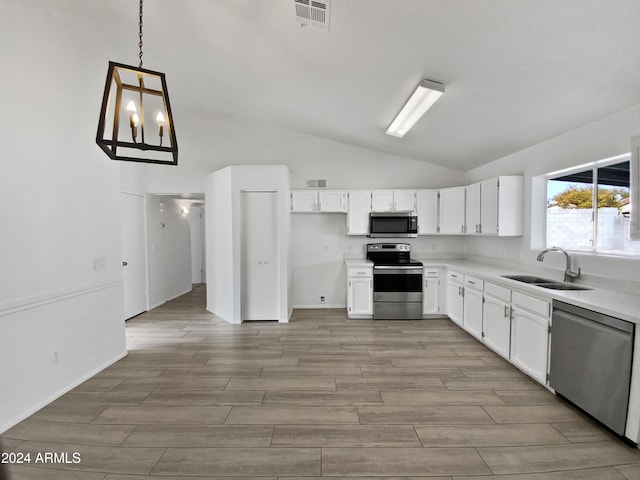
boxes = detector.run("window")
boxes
[546,155,640,255]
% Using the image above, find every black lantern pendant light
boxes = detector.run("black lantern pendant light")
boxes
[96,0,178,165]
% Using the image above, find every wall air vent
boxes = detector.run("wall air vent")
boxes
[306,179,327,188]
[294,0,331,31]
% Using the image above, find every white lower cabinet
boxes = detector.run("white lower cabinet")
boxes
[482,282,512,360]
[446,271,464,326]
[423,268,440,316]
[447,275,550,386]
[509,292,551,385]
[462,276,483,340]
[347,266,373,318]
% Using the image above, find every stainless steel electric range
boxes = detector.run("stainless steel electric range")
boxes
[366,243,423,320]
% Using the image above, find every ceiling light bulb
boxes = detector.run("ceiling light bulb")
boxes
[156,111,165,124]
[126,101,137,113]
[131,113,140,126]
[386,79,445,138]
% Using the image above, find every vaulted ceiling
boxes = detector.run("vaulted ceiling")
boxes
[90,1,640,171]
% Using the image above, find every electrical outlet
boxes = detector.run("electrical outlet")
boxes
[320,296,326,303]
[93,256,106,271]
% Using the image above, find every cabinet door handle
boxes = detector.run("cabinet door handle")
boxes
[504,305,509,318]
[461,225,464,234]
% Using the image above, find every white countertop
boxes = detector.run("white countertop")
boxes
[418,258,640,324]
[344,258,373,268]
[343,255,640,323]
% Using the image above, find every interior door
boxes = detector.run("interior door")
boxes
[190,205,204,284]
[242,191,278,321]
[121,192,147,320]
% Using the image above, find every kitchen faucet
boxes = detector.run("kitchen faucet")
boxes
[536,247,581,282]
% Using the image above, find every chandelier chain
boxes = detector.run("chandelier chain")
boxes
[138,0,144,68]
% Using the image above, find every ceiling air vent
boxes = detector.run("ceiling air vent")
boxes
[295,0,331,30]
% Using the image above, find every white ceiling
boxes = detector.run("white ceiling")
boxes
[100,0,640,172]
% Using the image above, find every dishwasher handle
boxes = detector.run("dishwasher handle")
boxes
[553,301,634,335]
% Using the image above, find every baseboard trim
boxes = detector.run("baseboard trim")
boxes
[0,349,128,434]
[148,301,165,311]
[0,279,123,318]
[165,287,192,302]
[147,287,193,313]
[292,304,345,309]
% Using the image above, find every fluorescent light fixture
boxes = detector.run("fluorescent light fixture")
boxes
[386,79,445,138]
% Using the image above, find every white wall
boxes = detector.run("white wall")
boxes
[146,196,193,309]
[205,166,291,323]
[122,110,468,309]
[464,103,640,292]
[0,2,126,431]
[120,109,465,194]
[291,212,464,307]
[205,168,235,322]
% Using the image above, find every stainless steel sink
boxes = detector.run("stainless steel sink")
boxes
[535,283,591,291]
[501,275,555,284]
[501,275,592,291]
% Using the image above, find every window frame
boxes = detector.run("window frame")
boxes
[543,153,634,256]
[631,136,640,241]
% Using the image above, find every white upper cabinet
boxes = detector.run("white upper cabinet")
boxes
[371,190,395,212]
[439,187,465,235]
[465,182,481,234]
[347,191,372,235]
[371,190,416,213]
[291,175,521,236]
[416,190,439,235]
[480,176,523,236]
[290,190,346,213]
[393,190,417,212]
[318,190,347,212]
[290,190,318,212]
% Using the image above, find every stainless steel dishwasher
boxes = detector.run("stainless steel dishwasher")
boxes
[549,301,634,435]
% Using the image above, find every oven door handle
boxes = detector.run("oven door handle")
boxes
[374,268,423,275]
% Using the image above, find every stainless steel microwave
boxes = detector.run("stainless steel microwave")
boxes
[368,212,418,238]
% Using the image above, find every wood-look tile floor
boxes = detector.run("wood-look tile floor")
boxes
[3,285,640,479]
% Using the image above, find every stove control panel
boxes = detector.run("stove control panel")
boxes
[367,243,411,252]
